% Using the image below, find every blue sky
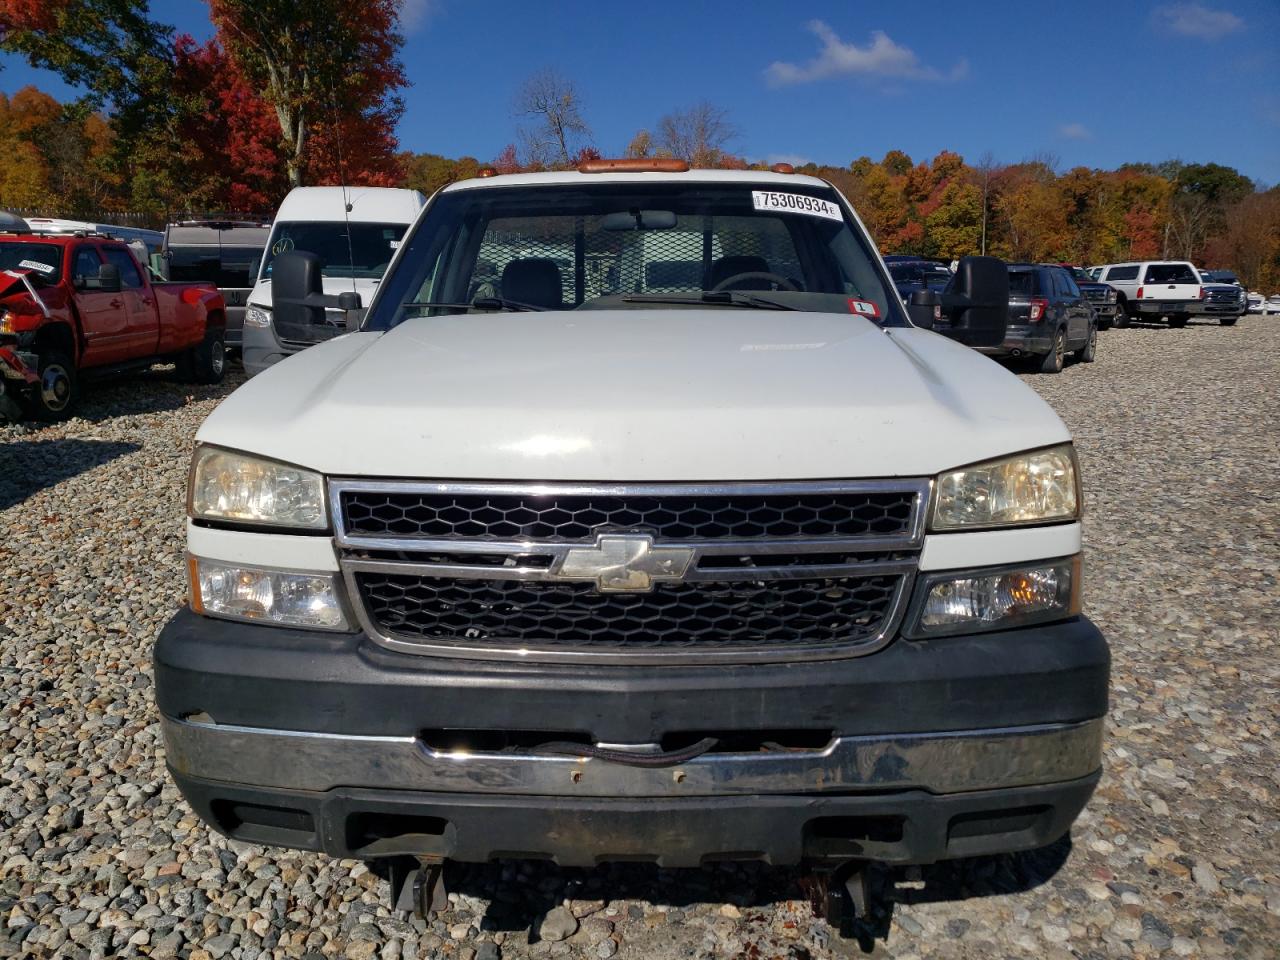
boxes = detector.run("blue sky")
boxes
[3,0,1278,184]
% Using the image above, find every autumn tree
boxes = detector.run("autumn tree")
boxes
[513,68,590,169]
[171,36,287,212]
[206,0,406,187]
[656,102,735,167]
[0,0,176,140]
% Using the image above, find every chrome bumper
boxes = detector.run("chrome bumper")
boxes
[161,714,1104,799]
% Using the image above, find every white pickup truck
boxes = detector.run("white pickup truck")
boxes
[155,161,1109,932]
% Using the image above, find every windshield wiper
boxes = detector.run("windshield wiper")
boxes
[620,292,797,311]
[401,297,548,313]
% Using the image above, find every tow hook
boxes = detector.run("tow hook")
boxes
[390,856,449,919]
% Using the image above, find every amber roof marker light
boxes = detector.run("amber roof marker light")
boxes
[477,167,498,178]
[578,158,691,174]
[770,162,795,174]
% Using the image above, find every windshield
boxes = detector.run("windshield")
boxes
[262,221,407,280]
[1144,263,1198,284]
[0,242,61,283]
[370,182,899,328]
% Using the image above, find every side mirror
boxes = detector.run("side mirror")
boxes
[906,289,939,330]
[935,256,1008,348]
[273,250,329,333]
[274,251,363,340]
[82,263,122,293]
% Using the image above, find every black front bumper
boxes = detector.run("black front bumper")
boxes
[155,611,1107,866]
[155,609,1108,741]
[171,770,1100,868]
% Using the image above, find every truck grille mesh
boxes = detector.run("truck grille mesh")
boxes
[355,573,902,650]
[339,490,917,542]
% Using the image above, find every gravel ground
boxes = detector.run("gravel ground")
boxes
[1,316,1277,959]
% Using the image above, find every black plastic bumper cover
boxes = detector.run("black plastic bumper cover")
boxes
[171,768,1101,868]
[154,609,1108,743]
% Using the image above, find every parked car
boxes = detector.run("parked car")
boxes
[969,263,1096,373]
[1063,264,1119,329]
[0,226,226,421]
[162,219,271,352]
[1192,267,1246,326]
[883,256,953,301]
[1264,295,1280,316]
[1246,291,1264,313]
[1093,261,1201,327]
[242,186,426,376]
[156,160,1108,934]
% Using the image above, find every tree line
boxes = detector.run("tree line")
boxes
[2,3,1277,289]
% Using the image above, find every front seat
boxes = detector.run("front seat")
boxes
[705,255,771,291]
[501,258,563,309]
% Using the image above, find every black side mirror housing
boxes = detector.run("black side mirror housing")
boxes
[81,263,122,293]
[274,251,364,339]
[907,289,939,330]
[933,256,1008,348]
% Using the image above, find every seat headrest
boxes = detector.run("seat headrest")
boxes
[705,255,771,290]
[501,258,563,309]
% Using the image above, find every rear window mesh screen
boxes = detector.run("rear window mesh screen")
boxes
[473,214,805,306]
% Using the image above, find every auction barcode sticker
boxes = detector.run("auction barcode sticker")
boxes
[751,191,844,222]
[17,259,55,274]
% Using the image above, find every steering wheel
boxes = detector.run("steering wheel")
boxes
[709,271,800,293]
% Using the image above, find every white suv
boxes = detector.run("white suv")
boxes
[1094,261,1202,328]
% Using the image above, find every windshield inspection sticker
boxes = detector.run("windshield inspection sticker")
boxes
[848,298,880,318]
[17,259,55,274]
[751,191,844,222]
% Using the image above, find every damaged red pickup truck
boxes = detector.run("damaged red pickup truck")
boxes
[0,229,227,421]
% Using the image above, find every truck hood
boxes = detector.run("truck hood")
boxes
[197,310,1071,480]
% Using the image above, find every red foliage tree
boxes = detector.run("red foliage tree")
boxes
[173,35,286,212]
[206,0,406,188]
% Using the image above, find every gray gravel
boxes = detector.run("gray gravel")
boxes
[1,317,1278,959]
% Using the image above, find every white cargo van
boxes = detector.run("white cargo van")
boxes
[241,186,426,376]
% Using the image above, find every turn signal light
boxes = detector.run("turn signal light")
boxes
[578,158,690,174]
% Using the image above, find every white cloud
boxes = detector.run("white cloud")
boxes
[1059,122,1092,140]
[765,21,967,86]
[1153,3,1244,39]
[400,0,438,33]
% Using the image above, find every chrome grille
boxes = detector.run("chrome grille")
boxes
[1206,288,1241,304]
[332,479,929,664]
[1082,287,1109,303]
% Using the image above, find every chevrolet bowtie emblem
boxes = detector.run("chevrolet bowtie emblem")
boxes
[557,534,694,592]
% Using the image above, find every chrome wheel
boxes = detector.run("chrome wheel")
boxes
[40,362,72,412]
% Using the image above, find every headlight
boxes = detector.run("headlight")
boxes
[905,556,1080,638]
[1106,290,1117,303]
[931,444,1078,530]
[189,446,327,529]
[244,305,272,327]
[0,309,12,334]
[189,556,349,630]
